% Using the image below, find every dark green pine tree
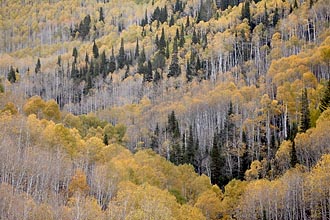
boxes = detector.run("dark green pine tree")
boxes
[138,47,146,74]
[186,16,190,28]
[134,38,139,59]
[168,38,181,77]
[179,24,185,48]
[168,111,180,139]
[142,9,148,26]
[263,3,269,27]
[202,33,208,49]
[241,1,251,23]
[109,47,116,73]
[117,38,126,69]
[7,66,16,83]
[99,7,105,23]
[159,28,166,52]
[300,88,311,132]
[165,40,170,59]
[175,28,180,41]
[186,60,193,82]
[210,131,226,187]
[72,47,78,63]
[35,58,41,73]
[103,133,109,145]
[85,52,89,64]
[223,101,235,143]
[151,123,160,151]
[154,69,161,83]
[92,41,99,59]
[290,141,298,168]
[319,80,330,113]
[169,15,175,27]
[184,125,195,165]
[100,50,107,78]
[174,0,183,12]
[160,6,168,23]
[143,60,153,82]
[155,35,159,49]
[192,29,198,44]
[57,55,62,67]
[79,14,91,40]
[167,111,182,164]
[273,5,279,27]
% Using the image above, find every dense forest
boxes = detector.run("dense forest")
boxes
[0,0,330,219]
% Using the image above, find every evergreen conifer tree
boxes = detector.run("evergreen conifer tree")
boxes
[135,38,139,59]
[300,88,311,132]
[290,141,298,167]
[92,41,99,59]
[159,28,166,52]
[168,38,181,77]
[319,80,330,112]
[7,66,16,83]
[35,58,41,74]
[117,38,126,69]
[210,131,226,187]
[109,47,116,73]
[99,7,105,23]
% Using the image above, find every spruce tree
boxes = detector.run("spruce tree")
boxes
[185,125,195,165]
[165,40,170,59]
[138,47,146,74]
[117,38,126,69]
[100,50,107,78]
[186,60,193,82]
[135,38,139,59]
[92,41,99,59]
[168,38,181,77]
[263,3,269,27]
[7,66,16,83]
[103,133,109,145]
[159,28,166,52]
[192,29,198,44]
[151,124,160,151]
[154,69,161,83]
[169,15,174,27]
[179,24,185,48]
[35,58,41,74]
[241,1,251,23]
[99,7,105,23]
[167,111,181,164]
[72,47,78,63]
[300,88,311,132]
[186,16,190,28]
[290,141,298,167]
[57,55,62,67]
[273,5,279,27]
[210,131,226,187]
[143,60,153,82]
[319,80,330,113]
[109,47,116,73]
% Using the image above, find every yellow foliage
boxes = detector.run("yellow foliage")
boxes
[195,189,222,220]
[68,169,90,197]
[42,99,61,121]
[23,96,46,118]
[1,102,18,115]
